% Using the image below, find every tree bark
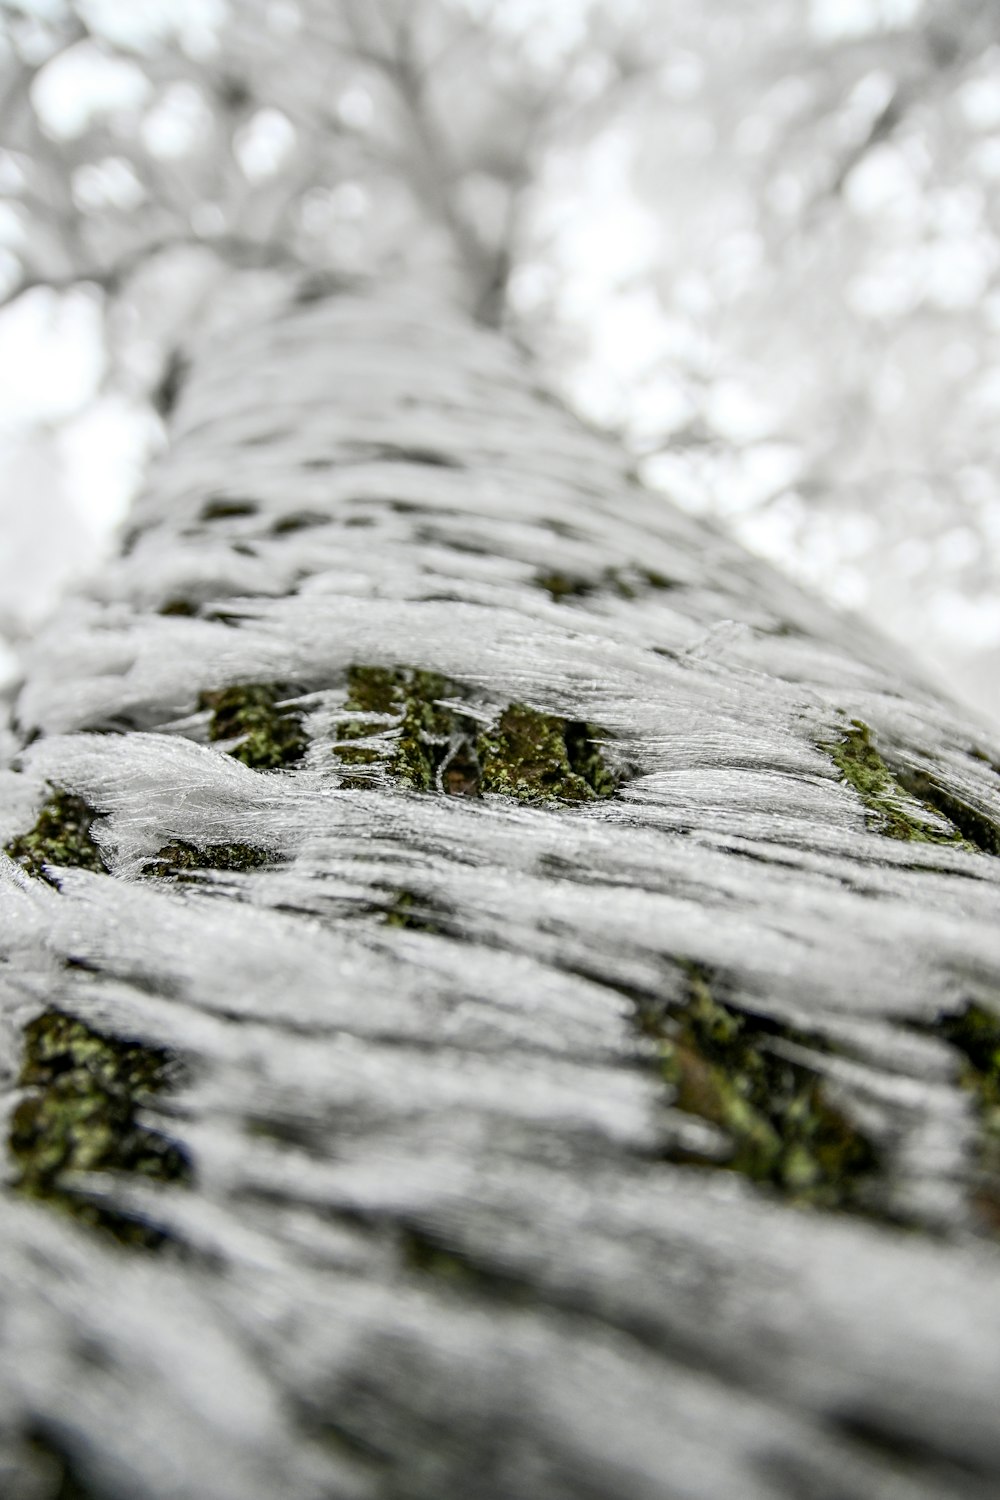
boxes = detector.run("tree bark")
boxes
[2,283,1000,1500]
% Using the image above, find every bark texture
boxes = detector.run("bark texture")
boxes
[2,286,1000,1500]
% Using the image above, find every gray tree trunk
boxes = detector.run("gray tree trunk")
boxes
[2,284,1000,1500]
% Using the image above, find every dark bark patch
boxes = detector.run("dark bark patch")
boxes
[157,598,199,617]
[539,518,585,540]
[202,610,249,628]
[823,721,975,848]
[382,889,451,935]
[271,511,329,534]
[971,747,1000,775]
[535,571,598,602]
[26,1430,103,1500]
[4,791,108,886]
[640,568,677,590]
[151,349,188,419]
[199,497,259,522]
[199,683,307,770]
[426,534,491,556]
[366,444,462,469]
[647,965,879,1209]
[764,620,808,639]
[293,271,352,304]
[399,1227,521,1296]
[830,1412,995,1486]
[9,1009,190,1248]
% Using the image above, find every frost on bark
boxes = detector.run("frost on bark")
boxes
[1,286,1000,1500]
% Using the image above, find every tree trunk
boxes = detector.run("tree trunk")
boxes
[2,283,1000,1500]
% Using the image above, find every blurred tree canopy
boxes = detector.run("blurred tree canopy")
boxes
[1,0,999,716]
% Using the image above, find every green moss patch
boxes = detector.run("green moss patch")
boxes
[141,840,274,879]
[4,791,108,886]
[477,704,613,802]
[651,966,878,1208]
[9,1010,190,1247]
[940,1003,1000,1089]
[824,721,974,847]
[894,770,1000,856]
[400,1227,482,1284]
[334,666,464,792]
[935,1003,1000,1227]
[971,747,1000,776]
[200,682,306,770]
[400,1227,523,1299]
[382,889,450,934]
[334,666,616,805]
[536,566,676,603]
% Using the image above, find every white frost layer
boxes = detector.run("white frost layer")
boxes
[1,289,1000,1500]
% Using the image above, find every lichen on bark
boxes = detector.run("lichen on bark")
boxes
[824,721,974,847]
[382,888,449,934]
[4,790,108,885]
[141,840,276,879]
[9,1009,190,1248]
[894,769,1000,856]
[648,965,879,1209]
[334,666,615,803]
[334,666,462,792]
[476,704,614,802]
[936,1003,1000,1226]
[536,565,676,602]
[199,683,307,770]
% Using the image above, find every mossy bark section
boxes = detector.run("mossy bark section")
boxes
[477,705,613,803]
[4,791,108,886]
[9,1010,190,1248]
[199,683,306,770]
[536,566,676,602]
[382,889,449,934]
[894,769,1000,856]
[141,840,275,879]
[649,967,879,1210]
[399,1227,526,1299]
[334,667,463,792]
[824,721,978,848]
[334,666,615,804]
[936,1003,1000,1229]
